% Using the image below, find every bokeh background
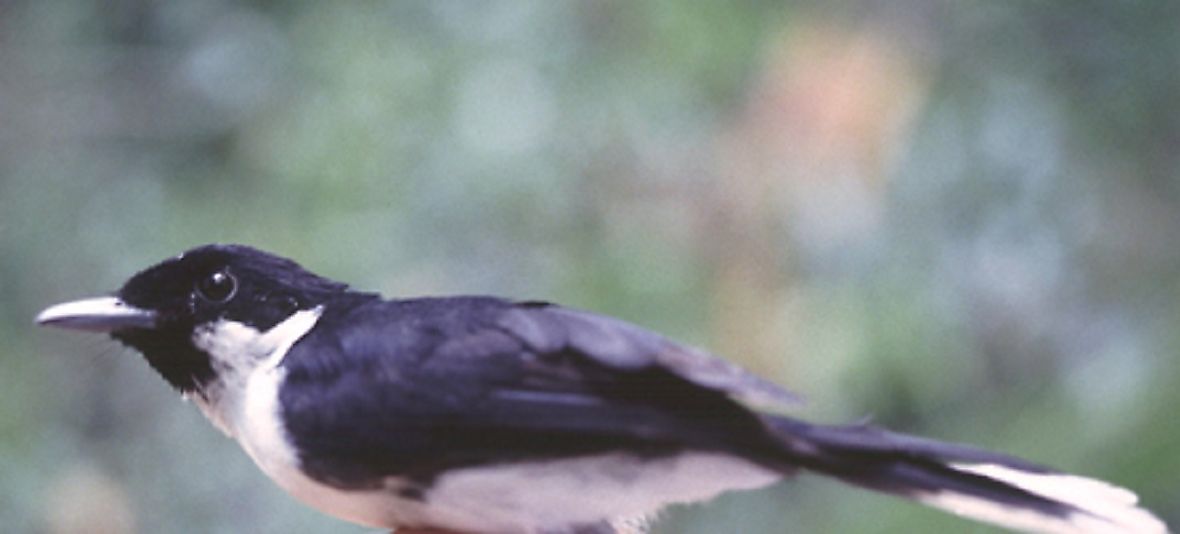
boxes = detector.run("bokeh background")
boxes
[3,1,1178,533]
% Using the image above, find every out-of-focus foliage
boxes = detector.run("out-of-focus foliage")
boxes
[2,1,1177,532]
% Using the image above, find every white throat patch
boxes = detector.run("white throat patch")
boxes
[189,307,323,436]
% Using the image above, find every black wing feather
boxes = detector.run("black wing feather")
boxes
[278,297,784,489]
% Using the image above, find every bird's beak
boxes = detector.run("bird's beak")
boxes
[35,296,157,332]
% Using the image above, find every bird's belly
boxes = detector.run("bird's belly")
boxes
[255,462,437,530]
[417,451,782,532]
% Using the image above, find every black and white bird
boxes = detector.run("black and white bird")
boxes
[36,244,1166,534]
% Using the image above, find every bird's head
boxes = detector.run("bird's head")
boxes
[36,244,350,392]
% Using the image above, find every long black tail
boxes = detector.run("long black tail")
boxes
[761,417,1167,533]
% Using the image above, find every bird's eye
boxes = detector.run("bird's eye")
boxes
[196,270,237,303]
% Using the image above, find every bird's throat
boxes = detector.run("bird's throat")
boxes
[186,308,324,437]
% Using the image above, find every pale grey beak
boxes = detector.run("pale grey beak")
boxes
[35,296,157,332]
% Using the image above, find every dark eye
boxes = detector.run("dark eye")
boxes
[196,270,237,303]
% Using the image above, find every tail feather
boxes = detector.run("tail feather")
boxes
[763,418,1168,533]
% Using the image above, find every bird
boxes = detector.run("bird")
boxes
[35,244,1166,534]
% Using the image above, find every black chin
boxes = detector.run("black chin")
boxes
[112,327,216,393]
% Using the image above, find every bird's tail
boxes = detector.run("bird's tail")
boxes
[761,417,1167,533]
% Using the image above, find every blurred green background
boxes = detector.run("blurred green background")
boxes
[3,1,1178,533]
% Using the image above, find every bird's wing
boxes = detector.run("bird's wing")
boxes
[496,303,802,411]
[277,297,792,489]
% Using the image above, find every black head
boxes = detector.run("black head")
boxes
[37,244,354,392]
